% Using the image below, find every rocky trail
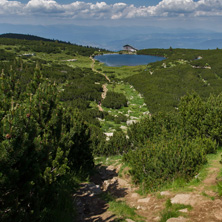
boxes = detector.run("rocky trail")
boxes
[90,56,110,112]
[90,56,110,82]
[98,84,108,112]
[74,152,222,222]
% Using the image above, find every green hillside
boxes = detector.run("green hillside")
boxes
[0,33,57,42]
[127,48,222,113]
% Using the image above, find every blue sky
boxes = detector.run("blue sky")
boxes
[1,0,221,28]
[1,1,222,49]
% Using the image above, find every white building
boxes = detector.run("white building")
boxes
[123,45,137,52]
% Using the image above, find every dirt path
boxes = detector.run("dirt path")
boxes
[75,151,222,222]
[97,84,108,112]
[185,154,222,222]
[90,56,111,82]
[90,56,110,112]
[74,162,166,221]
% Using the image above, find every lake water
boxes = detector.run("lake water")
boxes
[94,54,165,67]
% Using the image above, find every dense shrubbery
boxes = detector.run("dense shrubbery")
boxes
[129,48,222,113]
[102,91,128,109]
[0,49,15,61]
[93,130,130,156]
[0,37,111,221]
[0,67,95,221]
[119,92,222,191]
[179,93,222,145]
[99,94,220,190]
[99,91,221,190]
[124,135,208,191]
[128,112,178,146]
[0,52,108,129]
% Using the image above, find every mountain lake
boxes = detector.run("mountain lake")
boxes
[94,54,165,67]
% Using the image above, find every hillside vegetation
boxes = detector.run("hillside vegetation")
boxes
[129,48,222,113]
[0,34,222,221]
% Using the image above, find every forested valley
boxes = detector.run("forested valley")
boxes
[1,34,222,222]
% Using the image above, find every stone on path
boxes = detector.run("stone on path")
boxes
[171,194,201,206]
[179,208,188,213]
[137,197,150,203]
[160,191,171,196]
[117,178,129,187]
[131,193,140,198]
[88,183,102,195]
[153,216,161,221]
[125,219,135,222]
[166,216,188,222]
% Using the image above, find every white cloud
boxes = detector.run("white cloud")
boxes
[0,0,23,15]
[25,0,64,14]
[0,0,222,22]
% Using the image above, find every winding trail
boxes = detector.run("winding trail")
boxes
[90,56,110,112]
[90,56,111,82]
[98,84,108,112]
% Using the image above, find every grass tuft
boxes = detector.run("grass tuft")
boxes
[159,199,192,222]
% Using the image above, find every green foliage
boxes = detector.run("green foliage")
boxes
[102,91,128,109]
[93,130,130,156]
[179,93,206,137]
[160,199,192,222]
[123,92,222,191]
[0,69,93,221]
[89,125,107,156]
[98,192,144,221]
[102,130,130,156]
[127,112,178,147]
[179,92,222,146]
[0,49,15,61]
[109,201,140,221]
[128,48,222,113]
[122,92,222,191]
[201,191,215,200]
[204,94,222,145]
[0,33,109,57]
[124,134,207,191]
[217,181,222,197]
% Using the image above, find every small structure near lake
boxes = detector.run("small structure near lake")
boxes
[123,45,137,52]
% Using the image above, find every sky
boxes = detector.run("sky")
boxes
[0,0,221,27]
[0,0,222,49]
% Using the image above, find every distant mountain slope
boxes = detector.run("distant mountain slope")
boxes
[0,33,110,56]
[0,33,54,42]
[0,33,73,45]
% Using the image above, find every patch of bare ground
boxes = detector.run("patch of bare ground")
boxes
[183,157,222,222]
[74,162,167,221]
[74,165,119,221]
[75,152,222,222]
[188,199,222,222]
[97,84,108,112]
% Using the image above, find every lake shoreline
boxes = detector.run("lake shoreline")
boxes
[94,54,165,67]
